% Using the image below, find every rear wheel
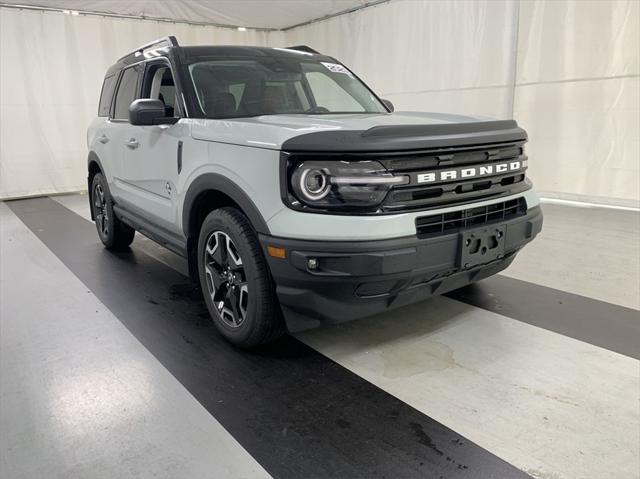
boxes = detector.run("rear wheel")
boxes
[91,173,135,250]
[197,207,284,348]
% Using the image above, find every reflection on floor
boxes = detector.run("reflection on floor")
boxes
[1,193,639,479]
[0,202,270,479]
[298,297,638,479]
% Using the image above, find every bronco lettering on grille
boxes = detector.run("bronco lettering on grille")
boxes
[415,159,527,184]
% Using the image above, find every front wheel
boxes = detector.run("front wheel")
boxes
[91,173,135,250]
[197,207,284,348]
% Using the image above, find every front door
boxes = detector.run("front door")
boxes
[117,61,185,235]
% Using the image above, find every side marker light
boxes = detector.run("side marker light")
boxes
[267,245,286,259]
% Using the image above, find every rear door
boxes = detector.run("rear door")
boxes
[107,64,143,204]
[89,73,119,188]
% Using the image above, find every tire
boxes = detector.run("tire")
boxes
[91,172,135,250]
[197,207,284,348]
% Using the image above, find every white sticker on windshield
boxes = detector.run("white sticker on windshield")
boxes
[321,62,353,77]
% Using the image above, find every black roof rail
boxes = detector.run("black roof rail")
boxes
[285,45,320,54]
[118,36,179,61]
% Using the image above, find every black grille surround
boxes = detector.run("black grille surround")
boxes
[378,140,530,212]
[415,198,528,238]
[281,140,531,215]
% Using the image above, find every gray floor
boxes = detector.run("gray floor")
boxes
[0,202,270,479]
[299,296,638,479]
[504,202,640,310]
[2,194,639,479]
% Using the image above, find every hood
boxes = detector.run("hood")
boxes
[190,111,525,152]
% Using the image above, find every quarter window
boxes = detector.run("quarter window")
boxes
[98,75,117,117]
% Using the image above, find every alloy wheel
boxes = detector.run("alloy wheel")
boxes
[93,183,109,237]
[203,230,249,328]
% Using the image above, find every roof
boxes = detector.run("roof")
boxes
[178,45,334,61]
[105,42,335,76]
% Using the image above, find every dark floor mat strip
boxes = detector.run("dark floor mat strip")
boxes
[8,197,528,479]
[447,275,639,359]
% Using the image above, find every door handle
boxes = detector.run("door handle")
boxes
[125,138,139,149]
[98,134,109,144]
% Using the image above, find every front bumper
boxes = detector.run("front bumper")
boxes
[260,206,542,332]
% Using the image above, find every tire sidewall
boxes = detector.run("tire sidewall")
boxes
[197,210,266,344]
[91,173,115,247]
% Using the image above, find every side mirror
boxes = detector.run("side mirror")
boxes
[129,99,178,126]
[381,99,394,112]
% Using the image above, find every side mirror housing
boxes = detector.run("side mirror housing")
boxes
[381,99,394,112]
[129,99,178,126]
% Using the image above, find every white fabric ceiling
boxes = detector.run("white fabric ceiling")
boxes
[0,0,370,29]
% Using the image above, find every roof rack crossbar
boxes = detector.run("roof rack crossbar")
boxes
[118,36,179,61]
[285,45,320,54]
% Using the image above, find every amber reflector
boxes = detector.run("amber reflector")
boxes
[267,245,286,259]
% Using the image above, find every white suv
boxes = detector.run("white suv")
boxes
[87,37,543,347]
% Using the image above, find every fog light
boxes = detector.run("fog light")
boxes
[307,258,319,270]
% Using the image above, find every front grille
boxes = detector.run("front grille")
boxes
[379,141,530,212]
[415,198,527,238]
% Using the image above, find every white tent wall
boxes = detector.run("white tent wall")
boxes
[0,7,279,199]
[284,0,519,119]
[1,1,638,205]
[284,0,640,206]
[514,0,639,206]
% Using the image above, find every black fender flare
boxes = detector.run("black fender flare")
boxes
[87,151,107,190]
[87,151,106,221]
[87,151,104,173]
[182,173,271,238]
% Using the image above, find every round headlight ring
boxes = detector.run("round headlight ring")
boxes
[299,168,330,201]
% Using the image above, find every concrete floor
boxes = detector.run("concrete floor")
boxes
[504,202,640,310]
[1,194,639,479]
[0,202,269,479]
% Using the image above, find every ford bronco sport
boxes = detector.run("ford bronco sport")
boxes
[87,37,542,347]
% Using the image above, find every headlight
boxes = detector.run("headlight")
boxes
[287,159,408,212]
[298,168,330,201]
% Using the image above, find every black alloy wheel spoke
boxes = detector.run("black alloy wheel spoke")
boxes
[211,238,228,267]
[205,262,224,293]
[229,262,244,272]
[227,286,241,325]
[93,184,109,237]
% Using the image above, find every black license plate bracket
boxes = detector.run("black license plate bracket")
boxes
[459,225,506,269]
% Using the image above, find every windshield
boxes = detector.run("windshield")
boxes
[186,55,387,119]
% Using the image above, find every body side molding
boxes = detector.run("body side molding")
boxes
[113,204,188,257]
